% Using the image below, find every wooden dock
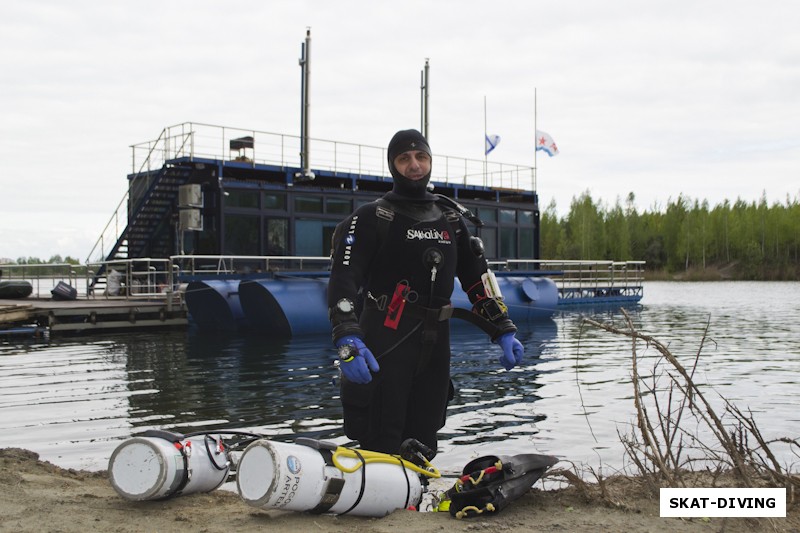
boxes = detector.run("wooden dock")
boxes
[0,297,188,335]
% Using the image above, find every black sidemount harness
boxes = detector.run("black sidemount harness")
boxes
[330,194,515,351]
[444,453,559,519]
[369,194,504,341]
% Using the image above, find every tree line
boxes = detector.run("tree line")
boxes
[5,193,799,280]
[539,191,800,280]
[6,255,81,265]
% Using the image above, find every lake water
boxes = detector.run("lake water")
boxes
[1,281,798,476]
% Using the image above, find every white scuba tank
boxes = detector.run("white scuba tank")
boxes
[108,431,230,501]
[236,438,424,517]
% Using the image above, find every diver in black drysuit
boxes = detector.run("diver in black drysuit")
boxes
[328,129,524,457]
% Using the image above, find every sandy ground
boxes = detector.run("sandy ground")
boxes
[1,448,797,533]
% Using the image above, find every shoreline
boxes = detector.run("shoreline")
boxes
[1,447,796,533]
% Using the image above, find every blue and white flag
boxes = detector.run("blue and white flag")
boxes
[535,130,559,157]
[485,134,501,155]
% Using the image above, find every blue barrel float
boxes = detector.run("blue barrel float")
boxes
[239,275,330,336]
[186,273,558,335]
[184,280,249,331]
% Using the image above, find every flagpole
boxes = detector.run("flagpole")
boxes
[533,88,538,193]
[533,88,540,267]
[483,95,488,187]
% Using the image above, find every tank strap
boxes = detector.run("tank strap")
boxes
[309,466,346,514]
[294,438,348,514]
[138,429,191,499]
[168,441,191,498]
[337,449,368,516]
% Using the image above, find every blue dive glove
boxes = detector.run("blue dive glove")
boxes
[335,336,380,384]
[496,332,524,370]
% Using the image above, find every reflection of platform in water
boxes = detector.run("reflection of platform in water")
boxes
[0,297,187,334]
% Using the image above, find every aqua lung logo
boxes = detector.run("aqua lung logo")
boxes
[342,216,358,266]
[286,455,301,474]
[406,228,451,244]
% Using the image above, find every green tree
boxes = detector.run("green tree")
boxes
[605,197,632,261]
[539,199,561,259]
[564,190,606,259]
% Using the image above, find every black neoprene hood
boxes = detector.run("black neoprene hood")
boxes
[387,129,433,199]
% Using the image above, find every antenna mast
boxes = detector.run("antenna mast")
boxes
[296,28,315,181]
[420,58,430,139]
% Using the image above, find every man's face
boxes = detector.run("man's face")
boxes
[392,150,431,180]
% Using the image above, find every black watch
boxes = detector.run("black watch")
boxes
[337,343,358,362]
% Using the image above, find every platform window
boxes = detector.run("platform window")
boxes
[480,227,497,259]
[263,192,286,210]
[519,210,534,225]
[226,190,259,209]
[326,197,351,215]
[519,227,534,258]
[265,218,288,255]
[295,196,323,213]
[499,227,517,258]
[477,207,497,223]
[224,214,260,255]
[295,219,339,257]
[499,209,516,224]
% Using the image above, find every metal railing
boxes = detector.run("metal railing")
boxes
[170,254,331,276]
[0,263,82,298]
[85,258,178,300]
[89,122,537,265]
[131,122,536,190]
[497,259,646,301]
[86,128,171,264]
[2,257,645,308]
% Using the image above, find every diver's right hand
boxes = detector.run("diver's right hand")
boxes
[335,336,380,384]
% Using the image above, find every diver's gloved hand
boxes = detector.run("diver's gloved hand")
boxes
[495,332,524,370]
[335,336,380,384]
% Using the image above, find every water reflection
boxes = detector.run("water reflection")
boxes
[121,331,344,441]
[443,320,557,443]
[2,282,797,473]
[119,319,560,448]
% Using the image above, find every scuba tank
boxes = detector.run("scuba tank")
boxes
[439,453,559,519]
[236,437,439,517]
[108,430,231,501]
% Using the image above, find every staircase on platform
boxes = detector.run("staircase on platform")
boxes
[86,162,192,292]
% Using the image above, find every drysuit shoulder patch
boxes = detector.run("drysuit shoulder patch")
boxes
[376,205,395,222]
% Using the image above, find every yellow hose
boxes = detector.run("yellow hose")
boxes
[331,447,441,478]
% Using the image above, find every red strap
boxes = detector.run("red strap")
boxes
[460,465,500,484]
[384,282,409,330]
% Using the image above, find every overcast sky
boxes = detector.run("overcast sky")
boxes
[1,1,798,261]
